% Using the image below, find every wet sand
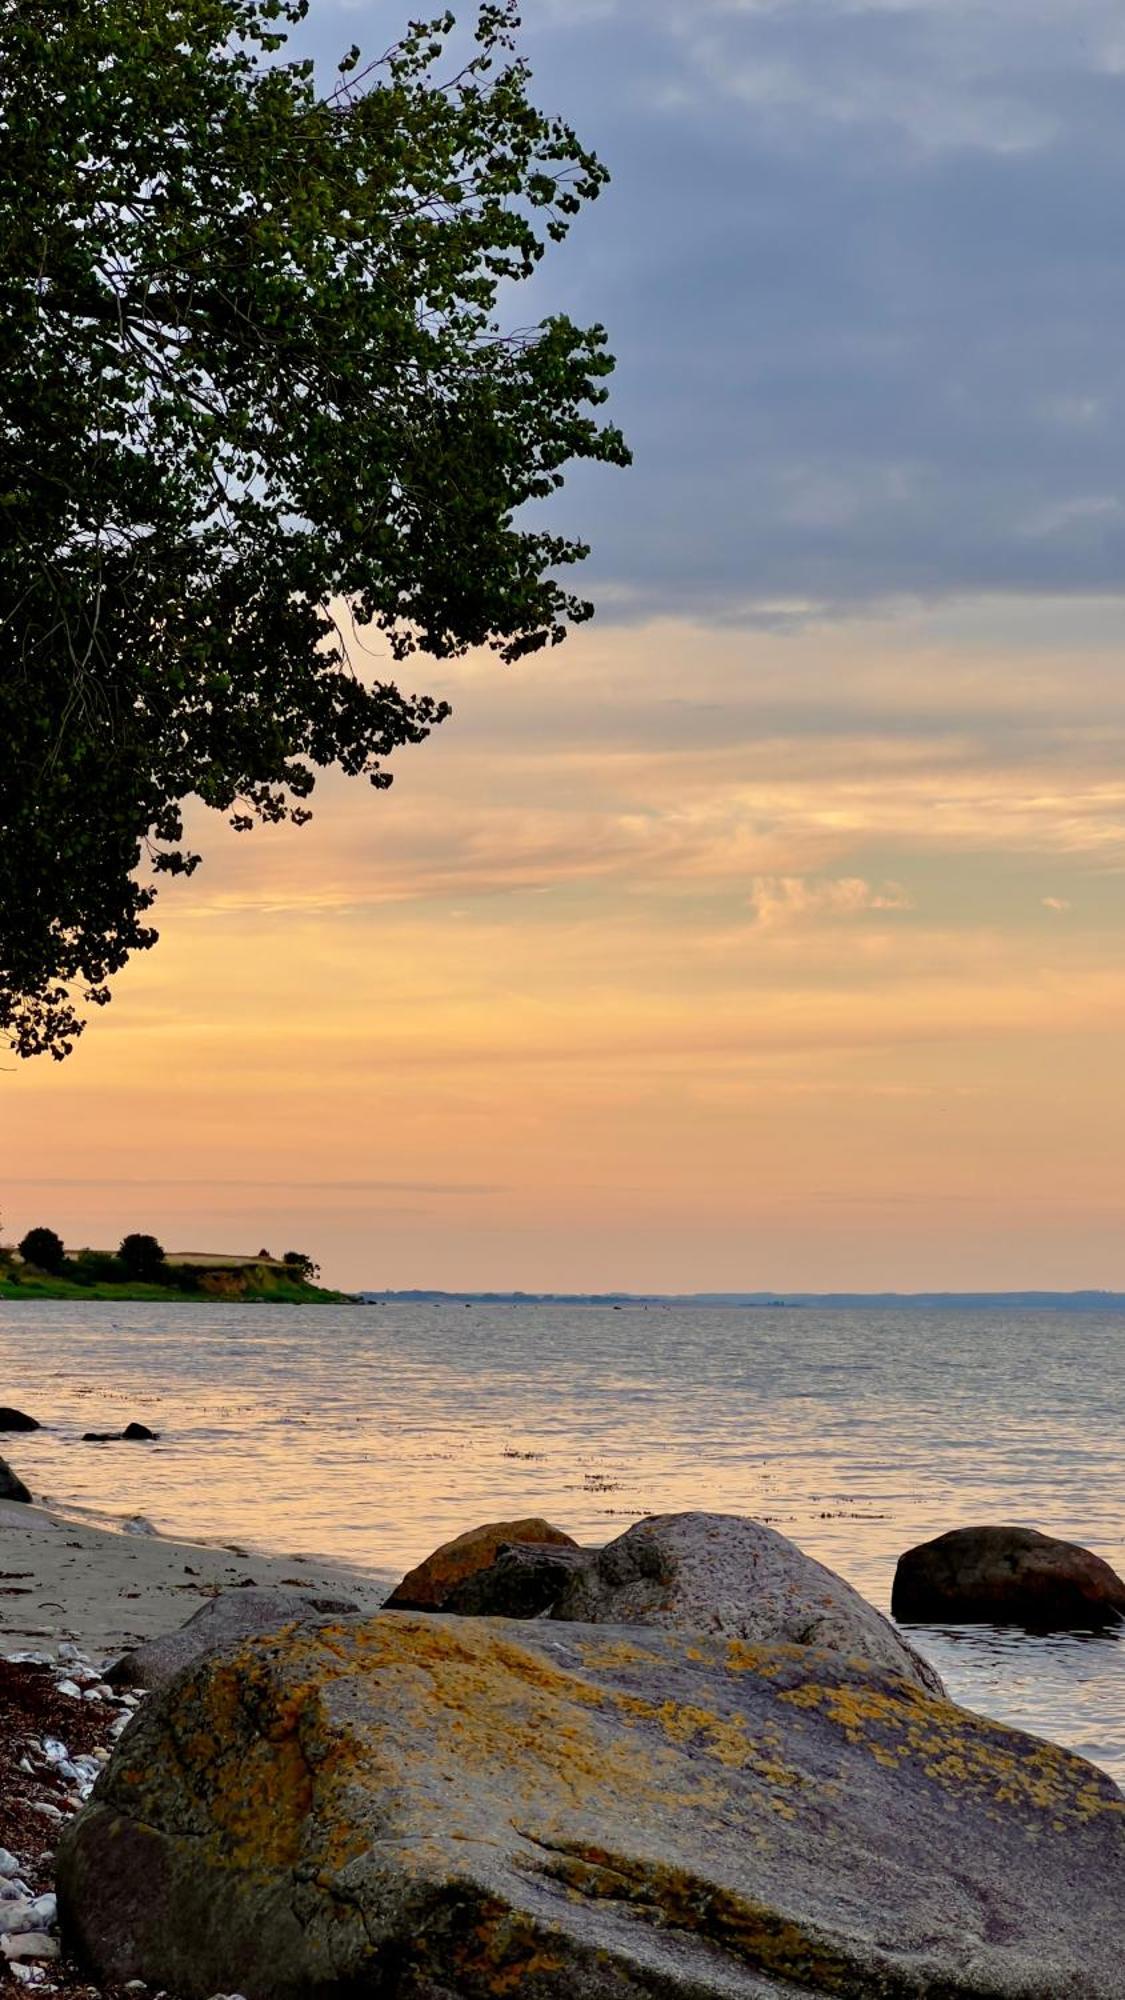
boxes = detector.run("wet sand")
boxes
[0,1501,390,1665]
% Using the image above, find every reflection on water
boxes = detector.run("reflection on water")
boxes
[0,1299,1122,1782]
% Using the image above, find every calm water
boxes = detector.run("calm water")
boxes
[1,1300,1122,1783]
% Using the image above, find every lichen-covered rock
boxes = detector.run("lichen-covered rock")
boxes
[59,1613,1125,2000]
[0,1456,30,1504]
[552,1512,944,1694]
[383,1517,578,1610]
[444,1540,594,1617]
[103,1587,359,1690]
[893,1524,1125,1629]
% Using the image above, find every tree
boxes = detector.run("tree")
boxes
[283,1249,320,1281]
[118,1232,166,1281]
[0,0,629,1061]
[18,1226,66,1275]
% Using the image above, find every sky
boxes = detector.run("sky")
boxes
[8,0,1125,1292]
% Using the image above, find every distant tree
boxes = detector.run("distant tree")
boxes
[18,1226,66,1275]
[256,1247,274,1261]
[118,1233,167,1282]
[283,1250,321,1282]
[0,0,628,1062]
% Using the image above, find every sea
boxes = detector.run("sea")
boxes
[1,1298,1122,1786]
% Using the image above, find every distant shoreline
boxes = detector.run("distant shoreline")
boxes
[362,1288,1125,1311]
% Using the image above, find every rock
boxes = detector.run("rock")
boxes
[0,1456,31,1504]
[552,1512,944,1695]
[2,1935,59,1963]
[0,1896,57,1938]
[121,1516,159,1536]
[444,1540,595,1618]
[58,1612,1125,2000]
[892,1524,1125,1629]
[83,1424,160,1442]
[0,1409,39,1433]
[383,1517,578,1611]
[104,1587,361,1691]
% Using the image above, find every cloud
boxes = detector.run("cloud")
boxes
[1041,895,1071,913]
[747,875,914,926]
[414,0,1125,620]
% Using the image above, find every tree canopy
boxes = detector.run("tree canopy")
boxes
[0,0,628,1060]
[118,1232,167,1280]
[17,1226,66,1274]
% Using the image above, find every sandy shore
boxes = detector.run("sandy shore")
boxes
[0,1500,392,1665]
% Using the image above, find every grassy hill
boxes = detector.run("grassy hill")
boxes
[0,1257,353,1305]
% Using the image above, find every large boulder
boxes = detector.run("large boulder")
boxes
[104,1587,359,1690]
[0,1408,39,1433]
[59,1612,1125,2000]
[383,1517,578,1610]
[0,1457,30,1504]
[444,1540,594,1617]
[893,1524,1125,1629]
[552,1512,944,1694]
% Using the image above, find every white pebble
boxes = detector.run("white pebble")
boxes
[26,1897,55,1932]
[53,1680,81,1699]
[56,1643,78,1665]
[27,1803,62,1823]
[0,1853,18,1880]
[0,1904,34,1937]
[2,1934,60,1962]
[39,1740,67,1767]
[110,1711,131,1737]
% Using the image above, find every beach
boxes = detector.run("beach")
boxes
[0,1501,387,1666]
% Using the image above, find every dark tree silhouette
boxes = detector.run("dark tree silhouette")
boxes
[0,0,628,1060]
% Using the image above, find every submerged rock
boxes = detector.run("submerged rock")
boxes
[0,1409,40,1433]
[383,1517,578,1610]
[893,1524,1125,1629]
[59,1611,1125,2000]
[104,1587,360,1690]
[0,1456,31,1504]
[82,1422,160,1443]
[552,1511,944,1694]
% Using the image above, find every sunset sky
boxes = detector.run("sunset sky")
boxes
[8,0,1125,1292]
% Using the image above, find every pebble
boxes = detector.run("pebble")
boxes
[0,1642,150,1987]
[0,1896,58,1938]
[1,1933,60,1962]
